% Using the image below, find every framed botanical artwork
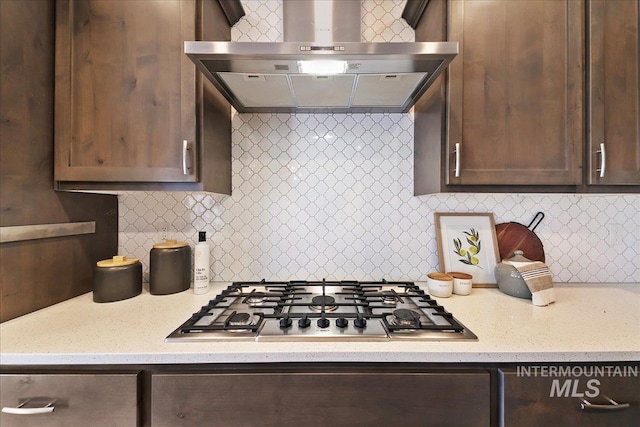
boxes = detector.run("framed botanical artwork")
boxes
[434,213,500,286]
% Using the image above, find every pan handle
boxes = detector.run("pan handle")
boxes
[527,212,545,232]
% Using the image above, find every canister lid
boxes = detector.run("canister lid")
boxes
[153,239,189,249]
[97,255,139,268]
[503,250,538,268]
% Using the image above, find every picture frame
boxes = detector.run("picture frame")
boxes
[434,213,500,286]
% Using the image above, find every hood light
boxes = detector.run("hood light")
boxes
[297,60,348,74]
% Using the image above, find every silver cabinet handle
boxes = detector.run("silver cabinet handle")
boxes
[2,399,55,415]
[596,142,606,178]
[581,396,630,411]
[182,139,193,175]
[454,142,461,178]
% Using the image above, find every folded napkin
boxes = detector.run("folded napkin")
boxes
[514,262,556,306]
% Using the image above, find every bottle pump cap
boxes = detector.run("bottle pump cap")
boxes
[198,231,206,242]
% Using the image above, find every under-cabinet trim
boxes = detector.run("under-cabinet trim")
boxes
[0,221,95,243]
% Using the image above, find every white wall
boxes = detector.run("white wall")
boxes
[118,1,640,283]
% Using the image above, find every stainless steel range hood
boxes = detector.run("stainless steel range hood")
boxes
[186,0,457,113]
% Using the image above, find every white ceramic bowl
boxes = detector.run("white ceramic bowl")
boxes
[427,272,453,298]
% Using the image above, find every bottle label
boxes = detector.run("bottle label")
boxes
[195,267,207,281]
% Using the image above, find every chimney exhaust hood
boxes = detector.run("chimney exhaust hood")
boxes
[186,0,457,113]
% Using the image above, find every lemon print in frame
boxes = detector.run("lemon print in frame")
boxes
[435,212,500,285]
[453,228,482,268]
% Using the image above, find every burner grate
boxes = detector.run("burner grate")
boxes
[180,312,265,333]
[166,279,477,342]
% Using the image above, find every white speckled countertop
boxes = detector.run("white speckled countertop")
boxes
[1,283,638,365]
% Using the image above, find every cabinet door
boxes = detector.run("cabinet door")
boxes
[151,371,491,426]
[55,0,197,183]
[588,0,640,185]
[0,373,139,427]
[447,0,583,186]
[501,365,640,426]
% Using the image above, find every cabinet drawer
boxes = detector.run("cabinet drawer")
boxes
[152,371,491,426]
[0,373,139,427]
[501,364,640,426]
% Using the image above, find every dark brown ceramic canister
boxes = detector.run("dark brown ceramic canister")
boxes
[93,256,142,303]
[149,240,191,295]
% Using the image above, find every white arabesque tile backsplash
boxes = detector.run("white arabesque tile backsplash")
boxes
[118,0,640,284]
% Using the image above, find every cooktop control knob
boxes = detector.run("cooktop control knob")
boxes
[354,314,367,329]
[336,316,348,328]
[298,314,311,329]
[279,315,292,329]
[317,314,330,328]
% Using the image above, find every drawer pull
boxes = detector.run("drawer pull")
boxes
[580,395,630,411]
[454,142,461,178]
[596,142,606,178]
[182,139,193,175]
[2,399,55,415]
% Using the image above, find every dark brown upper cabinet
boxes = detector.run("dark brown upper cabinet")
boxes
[414,0,639,194]
[587,0,640,187]
[447,0,584,187]
[54,0,232,193]
[415,0,584,194]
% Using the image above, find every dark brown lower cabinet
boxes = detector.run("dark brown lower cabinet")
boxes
[4,363,638,426]
[501,365,640,426]
[0,373,139,427]
[151,370,491,427]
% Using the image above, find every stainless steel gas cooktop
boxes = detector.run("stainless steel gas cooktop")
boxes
[166,280,477,342]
